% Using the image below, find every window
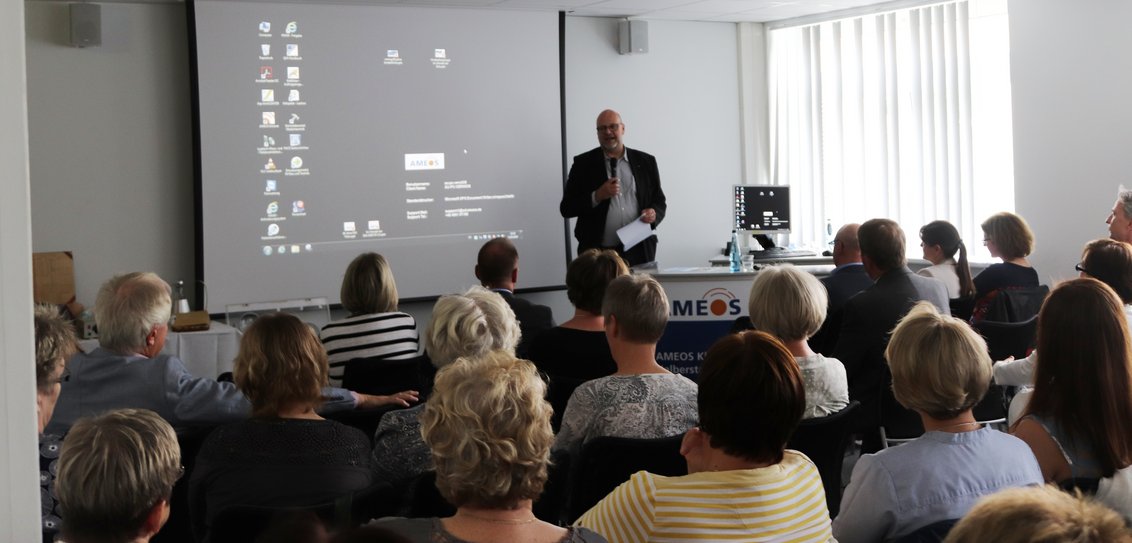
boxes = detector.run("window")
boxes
[767,0,1013,261]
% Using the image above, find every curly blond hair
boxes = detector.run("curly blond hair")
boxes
[421,351,553,509]
[424,286,520,368]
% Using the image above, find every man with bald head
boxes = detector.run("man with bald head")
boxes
[561,109,667,266]
[810,223,874,354]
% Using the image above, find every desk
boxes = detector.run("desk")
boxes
[650,261,836,380]
[78,322,240,379]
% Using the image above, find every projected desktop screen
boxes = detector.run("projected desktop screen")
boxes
[733,185,791,233]
[192,1,567,313]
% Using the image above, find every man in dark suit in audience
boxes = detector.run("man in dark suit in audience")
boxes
[833,219,948,451]
[476,237,555,358]
[810,223,874,354]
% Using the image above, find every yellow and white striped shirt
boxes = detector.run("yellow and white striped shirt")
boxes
[575,450,833,543]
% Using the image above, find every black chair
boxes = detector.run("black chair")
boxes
[949,297,975,322]
[153,425,216,543]
[323,404,403,445]
[890,518,958,543]
[971,316,1038,362]
[544,374,589,432]
[1058,477,1100,495]
[971,285,1049,324]
[787,401,860,515]
[204,482,396,543]
[341,355,424,396]
[563,434,687,522]
[879,387,924,448]
[403,471,456,519]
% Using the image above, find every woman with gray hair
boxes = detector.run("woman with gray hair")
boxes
[833,302,1043,543]
[378,351,606,542]
[747,264,848,418]
[371,286,521,483]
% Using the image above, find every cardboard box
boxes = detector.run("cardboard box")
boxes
[33,251,76,305]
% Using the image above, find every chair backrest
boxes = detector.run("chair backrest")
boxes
[158,425,216,543]
[564,434,687,522]
[322,404,403,446]
[206,482,395,543]
[341,355,425,396]
[544,374,589,432]
[890,518,958,543]
[880,387,925,447]
[788,401,860,515]
[949,297,975,322]
[971,316,1038,362]
[404,471,456,519]
[972,285,1049,324]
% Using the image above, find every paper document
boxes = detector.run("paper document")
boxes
[617,218,652,250]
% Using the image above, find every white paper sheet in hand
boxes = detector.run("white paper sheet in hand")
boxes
[617,218,652,250]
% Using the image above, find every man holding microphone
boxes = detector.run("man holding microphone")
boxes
[560,109,667,267]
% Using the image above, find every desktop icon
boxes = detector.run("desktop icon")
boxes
[288,113,300,124]
[265,179,277,192]
[291,245,300,254]
[435,48,446,58]
[261,44,271,56]
[262,111,275,125]
[286,66,300,80]
[261,89,274,102]
[343,221,356,232]
[267,223,280,236]
[290,156,303,169]
[286,44,299,57]
[288,89,300,102]
[289,134,301,146]
[259,66,273,79]
[265,158,277,170]
[258,21,270,33]
[263,135,275,147]
[285,21,298,34]
[266,201,279,215]
[387,49,400,58]
[292,200,305,213]
[368,220,380,231]
[277,245,286,254]
[263,245,273,256]
[305,243,312,251]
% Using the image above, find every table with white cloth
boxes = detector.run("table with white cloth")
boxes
[78,322,241,379]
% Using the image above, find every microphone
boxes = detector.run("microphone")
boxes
[608,157,618,179]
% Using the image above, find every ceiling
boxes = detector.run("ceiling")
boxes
[355,0,895,22]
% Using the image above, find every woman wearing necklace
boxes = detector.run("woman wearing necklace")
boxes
[833,303,1043,543]
[377,351,607,543]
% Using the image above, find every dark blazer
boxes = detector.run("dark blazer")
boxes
[495,289,555,359]
[832,268,948,428]
[811,264,875,355]
[560,147,667,265]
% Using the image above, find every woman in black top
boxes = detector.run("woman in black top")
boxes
[973,212,1039,314]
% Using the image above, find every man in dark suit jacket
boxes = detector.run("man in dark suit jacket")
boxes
[475,237,555,358]
[811,223,874,354]
[833,219,948,451]
[560,109,666,266]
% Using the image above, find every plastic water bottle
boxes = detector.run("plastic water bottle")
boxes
[730,230,741,272]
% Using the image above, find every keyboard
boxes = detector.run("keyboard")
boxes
[748,248,818,260]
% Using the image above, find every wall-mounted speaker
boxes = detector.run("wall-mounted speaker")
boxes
[618,19,648,55]
[70,3,101,48]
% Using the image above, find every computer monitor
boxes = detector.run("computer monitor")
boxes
[733,185,791,233]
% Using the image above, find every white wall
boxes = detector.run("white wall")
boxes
[3,0,40,538]
[565,17,744,267]
[25,2,195,306]
[1009,0,1132,283]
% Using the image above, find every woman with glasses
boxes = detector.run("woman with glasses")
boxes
[971,212,1040,320]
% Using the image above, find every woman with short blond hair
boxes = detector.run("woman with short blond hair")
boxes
[379,352,606,542]
[833,302,1042,543]
[973,212,1039,305]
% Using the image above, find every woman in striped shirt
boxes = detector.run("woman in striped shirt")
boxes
[321,252,420,386]
[575,331,833,543]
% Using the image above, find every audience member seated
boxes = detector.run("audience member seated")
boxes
[832,219,948,451]
[1011,278,1132,498]
[553,274,697,458]
[576,331,832,542]
[810,223,873,354]
[833,303,1042,543]
[942,486,1132,543]
[747,264,848,418]
[55,408,181,543]
[995,239,1132,420]
[47,272,389,435]
[971,211,1040,320]
[371,286,520,484]
[321,252,420,387]
[35,305,78,543]
[917,220,975,300]
[191,313,412,539]
[527,249,628,381]
[475,237,555,358]
[1107,185,1132,243]
[376,351,607,543]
